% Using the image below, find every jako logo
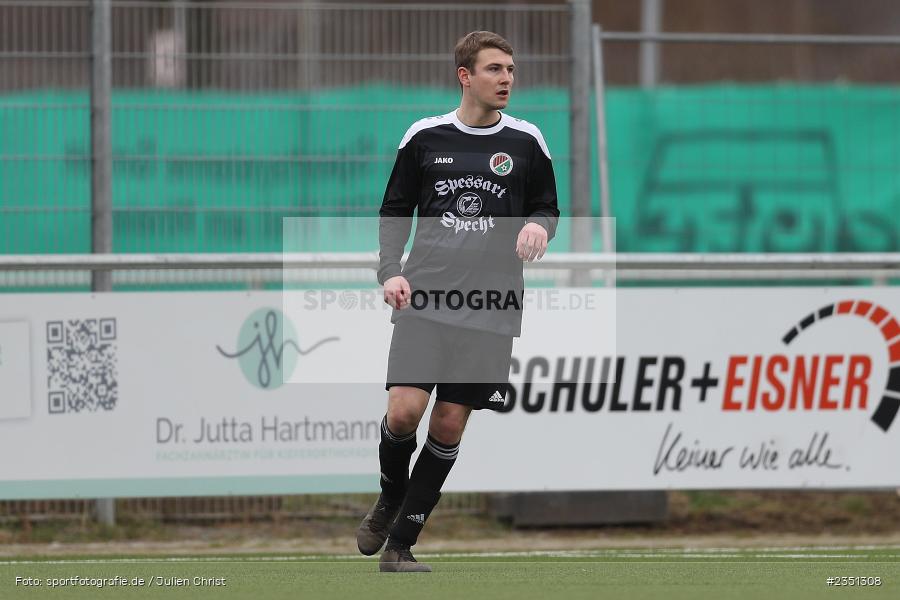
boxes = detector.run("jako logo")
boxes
[434,157,453,164]
[216,308,339,390]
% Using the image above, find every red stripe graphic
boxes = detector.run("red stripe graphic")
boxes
[855,301,873,316]
[870,306,889,326]
[883,318,900,342]
[837,301,854,314]
[891,340,900,364]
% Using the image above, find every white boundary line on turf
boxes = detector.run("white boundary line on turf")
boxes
[2,546,900,566]
[2,560,900,566]
[3,545,900,565]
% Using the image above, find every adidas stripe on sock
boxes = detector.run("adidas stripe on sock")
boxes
[424,434,459,461]
[381,416,415,444]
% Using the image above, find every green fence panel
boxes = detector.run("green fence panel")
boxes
[1,84,898,254]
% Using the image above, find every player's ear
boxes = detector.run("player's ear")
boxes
[457,66,470,88]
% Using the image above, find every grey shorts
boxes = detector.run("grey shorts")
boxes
[385,316,513,411]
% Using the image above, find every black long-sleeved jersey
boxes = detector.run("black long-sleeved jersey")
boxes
[378,110,559,337]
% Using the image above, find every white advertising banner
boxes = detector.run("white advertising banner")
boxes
[0,288,898,498]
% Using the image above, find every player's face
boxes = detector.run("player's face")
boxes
[466,48,515,110]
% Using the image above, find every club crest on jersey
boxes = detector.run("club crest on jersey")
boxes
[456,192,483,217]
[490,152,513,176]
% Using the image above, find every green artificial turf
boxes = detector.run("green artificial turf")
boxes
[2,547,898,599]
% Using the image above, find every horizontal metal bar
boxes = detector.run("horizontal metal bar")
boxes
[6,38,899,61]
[3,253,900,272]
[589,253,900,270]
[0,253,378,271]
[0,153,572,163]
[0,207,373,214]
[0,0,91,5]
[0,52,89,59]
[0,104,89,110]
[121,1,565,11]
[0,154,394,163]
[0,206,379,215]
[0,0,566,9]
[117,52,566,62]
[610,269,900,281]
[107,1,563,10]
[0,104,563,112]
[597,31,900,46]
[1,268,897,289]
[0,52,566,63]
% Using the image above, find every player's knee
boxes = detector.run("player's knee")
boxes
[428,416,465,445]
[386,400,422,434]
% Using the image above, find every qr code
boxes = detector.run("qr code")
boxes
[47,319,118,414]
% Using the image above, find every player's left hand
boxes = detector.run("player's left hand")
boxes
[516,222,548,262]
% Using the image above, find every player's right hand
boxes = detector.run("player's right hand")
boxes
[383,275,411,309]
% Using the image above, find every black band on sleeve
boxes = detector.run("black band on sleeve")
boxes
[378,141,420,284]
[525,144,560,240]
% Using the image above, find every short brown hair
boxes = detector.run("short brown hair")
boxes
[454,31,514,73]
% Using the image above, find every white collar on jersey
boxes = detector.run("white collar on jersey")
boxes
[449,110,506,136]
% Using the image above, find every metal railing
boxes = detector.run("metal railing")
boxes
[0,493,488,525]
[0,252,898,286]
[4,251,900,271]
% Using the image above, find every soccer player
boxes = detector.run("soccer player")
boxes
[357,30,559,572]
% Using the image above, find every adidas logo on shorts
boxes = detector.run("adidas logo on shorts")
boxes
[406,513,425,524]
[489,390,505,404]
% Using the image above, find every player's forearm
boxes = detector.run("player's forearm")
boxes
[377,215,412,285]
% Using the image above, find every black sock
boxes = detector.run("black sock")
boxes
[388,434,459,547]
[378,416,416,506]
